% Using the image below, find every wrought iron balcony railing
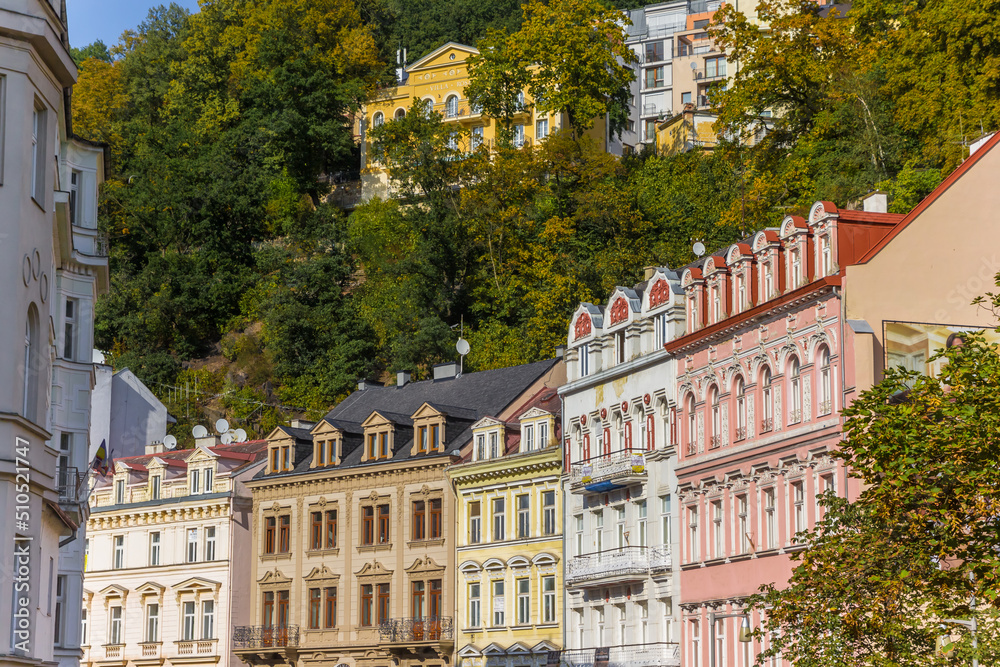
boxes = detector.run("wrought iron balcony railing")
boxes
[553,642,680,667]
[735,426,747,441]
[686,441,697,456]
[232,625,299,649]
[760,417,773,433]
[819,399,832,416]
[379,616,453,644]
[570,449,646,489]
[649,545,672,573]
[57,467,83,503]
[567,546,651,585]
[709,435,721,449]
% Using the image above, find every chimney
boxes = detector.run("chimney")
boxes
[397,371,411,388]
[433,361,458,380]
[195,434,221,449]
[146,441,166,455]
[357,379,383,391]
[644,266,658,280]
[862,191,888,213]
[291,419,316,430]
[555,345,566,359]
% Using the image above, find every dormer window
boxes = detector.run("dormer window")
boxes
[367,432,390,460]
[115,478,125,505]
[763,262,774,299]
[737,274,747,312]
[579,343,590,377]
[615,330,626,365]
[189,469,200,495]
[268,442,295,473]
[204,467,213,494]
[489,431,501,458]
[712,286,721,322]
[790,248,802,287]
[150,475,161,500]
[313,436,340,468]
[524,424,534,451]
[416,424,441,454]
[820,234,832,276]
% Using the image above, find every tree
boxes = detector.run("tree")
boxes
[70,39,112,65]
[465,29,533,145]
[516,0,636,135]
[749,323,1000,666]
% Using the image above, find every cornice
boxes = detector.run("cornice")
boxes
[246,454,458,490]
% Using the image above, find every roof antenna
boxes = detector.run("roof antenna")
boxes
[456,316,470,377]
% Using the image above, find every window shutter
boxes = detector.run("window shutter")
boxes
[603,428,611,455]
[647,415,656,450]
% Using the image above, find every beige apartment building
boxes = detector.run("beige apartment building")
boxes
[234,359,564,667]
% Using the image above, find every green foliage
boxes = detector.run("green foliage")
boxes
[70,39,112,65]
[877,164,945,214]
[750,327,1000,666]
[465,29,533,145]
[384,0,524,63]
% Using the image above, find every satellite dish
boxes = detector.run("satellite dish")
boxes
[221,432,234,445]
[163,435,178,450]
[456,338,470,356]
[234,428,248,443]
[215,418,230,434]
[690,61,698,69]
[693,241,706,257]
[192,425,209,438]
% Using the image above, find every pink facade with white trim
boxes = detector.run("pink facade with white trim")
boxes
[665,201,903,667]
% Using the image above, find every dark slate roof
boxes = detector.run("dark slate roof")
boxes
[256,358,560,480]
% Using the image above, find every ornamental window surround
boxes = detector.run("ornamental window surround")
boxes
[411,403,447,456]
[818,346,833,415]
[311,423,342,468]
[268,439,295,474]
[308,504,338,551]
[788,356,802,425]
[471,417,505,461]
[361,412,395,462]
[518,409,553,454]
[262,505,293,555]
[360,494,391,546]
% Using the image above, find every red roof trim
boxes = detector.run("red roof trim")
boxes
[665,276,841,354]
[837,210,905,225]
[858,132,1000,263]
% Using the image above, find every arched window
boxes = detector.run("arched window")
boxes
[23,305,39,423]
[734,376,746,440]
[819,347,832,415]
[760,367,773,433]
[372,112,384,128]
[763,262,774,299]
[820,235,832,276]
[709,386,720,448]
[686,394,696,455]
[712,286,721,323]
[445,95,459,118]
[394,108,406,120]
[737,273,747,312]
[788,357,802,424]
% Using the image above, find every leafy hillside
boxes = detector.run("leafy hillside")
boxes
[72,0,995,443]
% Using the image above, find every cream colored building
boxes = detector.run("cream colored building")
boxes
[82,438,267,667]
[233,359,564,667]
[448,388,564,667]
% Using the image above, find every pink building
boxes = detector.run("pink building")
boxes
[665,200,903,667]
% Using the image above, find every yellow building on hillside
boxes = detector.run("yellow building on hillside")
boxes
[446,389,564,667]
[359,42,621,201]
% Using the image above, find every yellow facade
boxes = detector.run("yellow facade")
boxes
[654,107,721,155]
[447,409,563,667]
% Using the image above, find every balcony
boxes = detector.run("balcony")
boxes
[58,466,84,503]
[379,617,454,648]
[735,426,747,441]
[709,435,721,449]
[689,0,722,12]
[176,640,218,658]
[649,546,672,573]
[103,644,123,660]
[819,400,832,416]
[760,417,773,433]
[138,643,161,661]
[232,626,299,654]
[567,546,651,586]
[554,643,680,667]
[695,67,727,82]
[569,449,647,493]
[641,104,670,118]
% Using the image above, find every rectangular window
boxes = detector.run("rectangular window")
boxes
[705,55,727,78]
[645,40,664,62]
[489,431,500,458]
[689,507,699,561]
[31,105,47,204]
[81,608,88,646]
[187,528,198,563]
[265,516,276,553]
[513,124,525,148]
[151,475,161,500]
[431,424,439,451]
[377,583,390,623]
[115,479,125,505]
[279,515,290,552]
[429,579,441,618]
[324,587,337,628]
[362,506,374,545]
[205,526,216,561]
[190,469,200,495]
[542,575,556,623]
[542,491,556,535]
[637,499,648,547]
[469,501,481,544]
[309,588,321,629]
[429,499,442,538]
[579,343,590,377]
[737,495,749,553]
[278,590,289,627]
[379,431,389,459]
[516,578,530,625]
[360,585,373,626]
[204,467,213,493]
[492,580,505,626]
[270,447,280,473]
[411,581,425,618]
[311,512,323,550]
[764,488,776,549]
[378,504,390,544]
[712,500,723,558]
[682,91,692,105]
[418,425,428,453]
[149,532,160,566]
[493,497,506,541]
[413,500,426,540]
[536,118,549,139]
[201,600,214,639]
[326,510,337,548]
[517,494,530,538]
[644,66,665,88]
[263,592,274,628]
[113,535,124,569]
[63,298,77,360]
[367,433,377,460]
[574,514,583,555]
[793,481,805,538]
[182,601,196,640]
[54,575,65,645]
[524,425,535,452]
[109,606,122,645]
[469,583,481,627]
[475,434,486,461]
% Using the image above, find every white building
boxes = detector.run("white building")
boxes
[82,437,267,667]
[0,4,109,667]
[89,365,172,461]
[558,268,686,666]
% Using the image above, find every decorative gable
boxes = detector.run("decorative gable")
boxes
[574,311,593,340]
[648,277,672,309]
[609,296,629,326]
[404,556,446,575]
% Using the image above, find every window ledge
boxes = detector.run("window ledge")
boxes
[357,544,392,553]
[260,553,292,562]
[306,548,341,556]
[407,538,445,548]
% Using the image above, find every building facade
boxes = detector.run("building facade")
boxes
[558,268,687,667]
[665,199,904,667]
[623,0,729,149]
[448,389,563,667]
[0,4,109,667]
[82,438,267,667]
[233,359,564,667]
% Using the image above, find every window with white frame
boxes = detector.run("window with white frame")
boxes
[150,474,161,500]
[615,505,626,549]
[492,498,505,541]
[579,343,590,377]
[639,601,649,643]
[471,126,484,150]
[69,169,81,224]
[792,481,805,538]
[81,608,88,645]
[789,357,802,424]
[113,535,125,569]
[469,501,481,543]
[688,507,699,561]
[737,494,749,553]
[516,578,530,624]
[204,467,213,493]
[715,616,727,666]
[735,376,746,440]
[469,582,481,627]
[709,386,721,447]
[445,95,458,118]
[542,491,556,535]
[517,494,530,538]
[819,347,832,415]
[790,247,802,287]
[145,603,159,642]
[513,124,525,148]
[761,367,773,432]
[190,469,201,495]
[574,514,583,555]
[820,234,832,276]
[536,118,549,139]
[617,604,627,644]
[637,499,647,546]
[615,330,626,365]
[109,605,123,644]
[205,526,216,561]
[187,528,198,563]
[182,601,196,640]
[542,575,556,623]
[595,509,604,553]
[523,424,534,451]
[492,580,505,626]
[475,434,486,461]
[712,500,723,558]
[149,532,160,566]
[538,419,548,448]
[661,495,671,544]
[763,488,776,549]
[690,619,700,667]
[654,311,669,348]
[686,394,696,452]
[31,105,47,204]
[202,600,215,639]
[763,261,774,298]
[489,431,500,459]
[115,479,125,505]
[54,575,66,645]
[63,298,78,361]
